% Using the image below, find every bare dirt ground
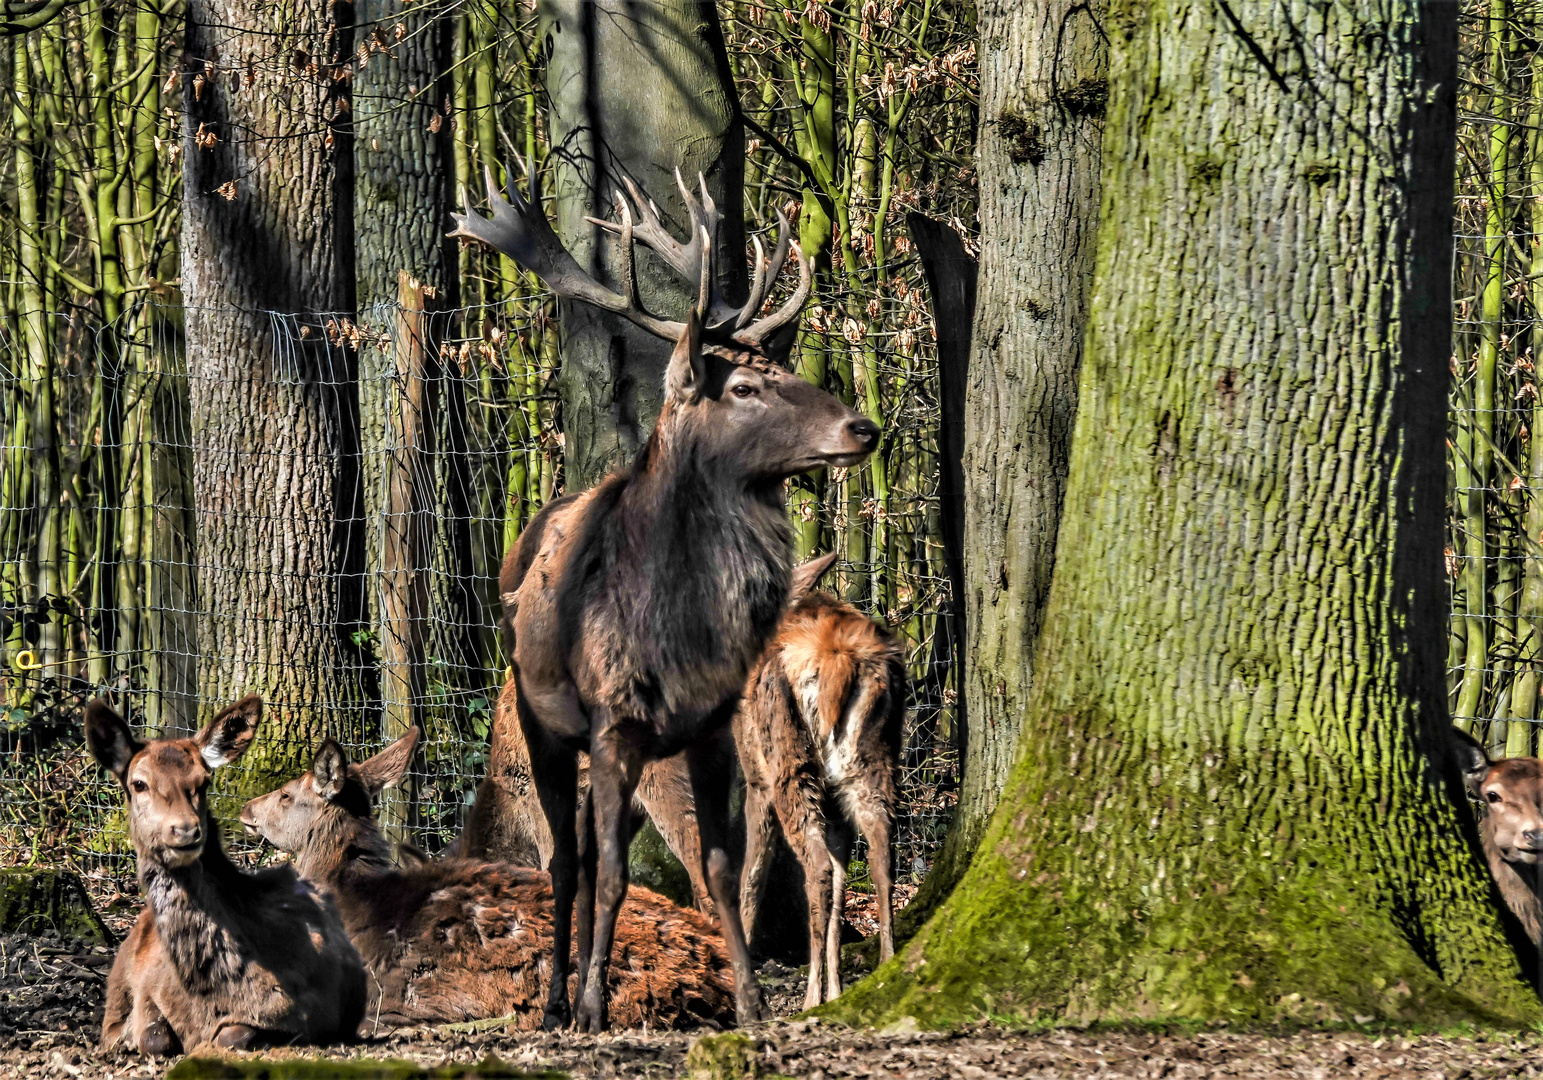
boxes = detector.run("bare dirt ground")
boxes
[6,934,1543,1079]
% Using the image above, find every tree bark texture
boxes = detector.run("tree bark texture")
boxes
[181,0,366,788]
[929,0,1106,907]
[538,0,743,486]
[832,1,1542,1027]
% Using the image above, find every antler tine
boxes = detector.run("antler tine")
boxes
[450,162,683,342]
[697,225,713,318]
[736,211,794,330]
[736,238,812,348]
[737,235,767,332]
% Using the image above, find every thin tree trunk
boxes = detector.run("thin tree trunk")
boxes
[538,0,743,486]
[918,0,1105,911]
[832,1,1541,1027]
[181,0,364,787]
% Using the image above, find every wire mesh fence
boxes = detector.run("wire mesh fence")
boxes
[0,282,959,910]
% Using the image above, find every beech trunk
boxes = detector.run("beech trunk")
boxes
[832,1,1541,1027]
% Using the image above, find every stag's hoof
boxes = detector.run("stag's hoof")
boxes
[138,1020,179,1057]
[575,993,608,1034]
[541,1001,571,1032]
[213,1023,258,1049]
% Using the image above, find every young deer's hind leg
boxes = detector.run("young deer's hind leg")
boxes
[848,787,896,962]
[823,818,855,1003]
[738,781,778,949]
[768,765,837,1008]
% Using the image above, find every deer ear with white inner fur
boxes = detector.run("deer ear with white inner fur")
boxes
[84,700,142,783]
[194,695,262,769]
[664,307,706,404]
[312,739,351,801]
[353,727,420,796]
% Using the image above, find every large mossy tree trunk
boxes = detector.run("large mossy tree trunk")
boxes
[910,0,1106,921]
[537,0,742,488]
[181,0,366,788]
[832,2,1543,1027]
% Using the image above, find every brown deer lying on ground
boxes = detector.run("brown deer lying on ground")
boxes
[240,730,736,1030]
[735,552,906,1006]
[88,697,365,1055]
[1453,728,1543,943]
[449,167,877,1030]
[462,677,714,912]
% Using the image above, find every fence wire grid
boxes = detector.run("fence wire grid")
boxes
[0,282,960,913]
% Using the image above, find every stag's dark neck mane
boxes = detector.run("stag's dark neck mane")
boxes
[139,819,271,990]
[616,405,793,687]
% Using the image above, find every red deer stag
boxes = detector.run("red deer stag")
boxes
[735,552,906,1006]
[462,677,714,912]
[240,731,736,1030]
[88,697,365,1055]
[1453,728,1543,943]
[449,166,878,1030]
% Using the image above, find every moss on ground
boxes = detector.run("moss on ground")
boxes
[165,1055,565,1079]
[682,1033,793,1080]
[0,867,112,944]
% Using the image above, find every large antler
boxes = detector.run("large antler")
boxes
[592,170,811,351]
[450,163,811,354]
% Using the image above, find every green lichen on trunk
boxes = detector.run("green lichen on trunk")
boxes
[823,0,1542,1029]
[0,868,112,944]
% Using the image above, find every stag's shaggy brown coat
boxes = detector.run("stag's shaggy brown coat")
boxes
[735,553,906,1006]
[241,733,736,1030]
[89,697,365,1055]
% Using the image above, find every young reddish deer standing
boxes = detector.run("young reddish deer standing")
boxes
[1453,728,1543,943]
[735,552,906,1006]
[449,167,877,1031]
[88,697,365,1055]
[240,731,737,1030]
[462,677,715,912]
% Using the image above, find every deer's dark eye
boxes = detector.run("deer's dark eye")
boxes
[130,780,147,794]
[1488,791,1503,804]
[731,383,756,398]
[280,791,291,804]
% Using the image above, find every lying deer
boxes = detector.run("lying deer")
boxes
[462,677,715,912]
[450,167,877,1030]
[240,730,736,1030]
[736,552,906,1006]
[1453,728,1543,943]
[89,697,365,1055]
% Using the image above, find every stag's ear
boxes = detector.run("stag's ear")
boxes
[312,739,351,801]
[353,727,419,796]
[665,308,706,404]
[758,318,801,369]
[84,700,142,783]
[790,551,839,604]
[194,695,262,769]
[1452,726,1492,801]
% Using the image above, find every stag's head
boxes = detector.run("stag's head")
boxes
[450,166,878,481]
[1455,728,1543,864]
[86,696,262,871]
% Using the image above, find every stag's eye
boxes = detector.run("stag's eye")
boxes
[730,383,756,398]
[130,779,147,794]
[1488,791,1503,804]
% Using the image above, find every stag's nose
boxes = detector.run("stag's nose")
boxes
[847,416,879,449]
[167,820,202,847]
[1524,828,1543,849]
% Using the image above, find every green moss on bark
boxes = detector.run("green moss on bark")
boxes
[0,868,112,944]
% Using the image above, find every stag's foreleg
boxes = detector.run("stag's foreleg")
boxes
[688,725,767,1025]
[574,790,597,1002]
[522,701,579,1031]
[575,720,642,1034]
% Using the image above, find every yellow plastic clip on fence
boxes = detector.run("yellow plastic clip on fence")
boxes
[11,650,40,672]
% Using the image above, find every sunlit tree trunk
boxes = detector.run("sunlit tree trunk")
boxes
[834,1,1542,1027]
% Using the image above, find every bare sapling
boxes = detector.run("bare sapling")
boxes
[89,697,366,1055]
[448,164,878,1030]
[736,552,907,1006]
[240,731,737,1030]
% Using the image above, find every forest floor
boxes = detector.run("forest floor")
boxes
[7,930,1543,1079]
